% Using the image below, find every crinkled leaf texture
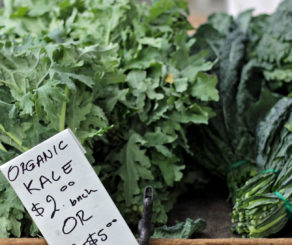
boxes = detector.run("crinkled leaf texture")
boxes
[153,218,206,238]
[0,0,218,237]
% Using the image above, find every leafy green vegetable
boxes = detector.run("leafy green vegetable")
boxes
[189,0,292,238]
[230,0,292,236]
[285,122,292,132]
[153,218,206,238]
[0,38,112,238]
[231,98,292,238]
[0,0,217,237]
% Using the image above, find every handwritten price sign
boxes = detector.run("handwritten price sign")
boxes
[0,129,138,245]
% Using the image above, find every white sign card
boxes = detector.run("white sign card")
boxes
[0,129,138,245]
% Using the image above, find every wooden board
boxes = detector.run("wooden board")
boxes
[187,15,207,28]
[1,238,292,245]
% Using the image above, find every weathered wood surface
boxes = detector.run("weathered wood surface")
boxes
[151,239,292,244]
[1,239,292,245]
[0,239,46,245]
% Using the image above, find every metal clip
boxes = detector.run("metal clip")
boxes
[138,186,154,245]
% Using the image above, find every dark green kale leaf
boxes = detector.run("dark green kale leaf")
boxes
[153,218,206,238]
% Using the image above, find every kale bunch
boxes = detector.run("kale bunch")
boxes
[190,0,292,237]
[0,0,218,237]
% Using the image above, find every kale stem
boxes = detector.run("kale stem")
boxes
[0,124,28,152]
[36,70,50,88]
[0,142,7,152]
[59,86,69,132]
[105,19,112,45]
[0,65,22,93]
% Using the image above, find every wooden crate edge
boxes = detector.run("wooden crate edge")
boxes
[151,238,292,244]
[0,238,46,245]
[1,238,292,245]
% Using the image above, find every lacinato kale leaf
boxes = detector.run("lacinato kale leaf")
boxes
[190,0,292,238]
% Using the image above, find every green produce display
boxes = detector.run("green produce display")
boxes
[190,0,292,237]
[231,98,292,237]
[0,0,291,239]
[0,0,218,237]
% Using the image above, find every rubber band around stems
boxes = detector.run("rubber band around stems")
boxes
[226,160,248,174]
[274,191,292,219]
[261,169,280,175]
[226,161,280,176]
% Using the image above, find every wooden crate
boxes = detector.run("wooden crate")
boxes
[1,238,292,245]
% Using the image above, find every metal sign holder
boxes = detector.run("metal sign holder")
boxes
[139,186,154,245]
